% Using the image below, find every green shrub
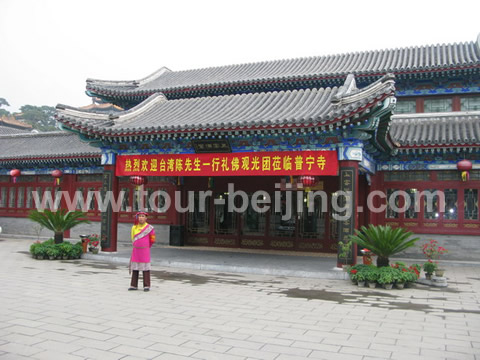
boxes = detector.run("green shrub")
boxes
[29,239,81,260]
[423,261,436,274]
[349,225,419,267]
[365,267,380,283]
[377,267,402,284]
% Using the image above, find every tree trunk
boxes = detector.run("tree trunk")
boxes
[54,232,64,244]
[376,256,389,268]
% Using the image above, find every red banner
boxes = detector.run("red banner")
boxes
[116,151,338,177]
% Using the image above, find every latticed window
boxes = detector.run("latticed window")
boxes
[424,189,440,220]
[405,189,418,219]
[424,98,452,112]
[386,189,399,219]
[444,189,458,220]
[242,194,267,236]
[464,189,479,220]
[461,96,480,111]
[395,100,416,114]
[187,193,210,234]
[0,187,6,207]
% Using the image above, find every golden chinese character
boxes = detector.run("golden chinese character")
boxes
[133,159,140,171]
[294,156,303,171]
[193,158,201,171]
[221,157,229,171]
[231,157,240,171]
[262,156,271,171]
[251,156,260,170]
[282,156,292,171]
[241,156,250,170]
[175,159,183,171]
[305,156,315,171]
[150,159,158,172]
[211,158,220,171]
[167,159,175,172]
[141,160,149,171]
[125,159,132,172]
[159,159,166,172]
[317,155,326,170]
[184,158,193,171]
[272,156,281,171]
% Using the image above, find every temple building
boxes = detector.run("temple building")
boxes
[1,34,479,262]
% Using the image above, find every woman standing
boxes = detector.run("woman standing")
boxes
[129,212,155,291]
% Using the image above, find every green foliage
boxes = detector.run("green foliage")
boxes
[338,239,352,265]
[0,109,10,117]
[28,209,90,244]
[423,261,437,274]
[349,225,419,267]
[0,98,9,107]
[377,267,402,284]
[19,105,56,131]
[29,239,83,260]
[364,267,380,283]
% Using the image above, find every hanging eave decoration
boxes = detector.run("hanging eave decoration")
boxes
[457,159,472,181]
[52,169,63,186]
[10,169,21,183]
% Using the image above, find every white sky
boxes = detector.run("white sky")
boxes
[0,0,479,112]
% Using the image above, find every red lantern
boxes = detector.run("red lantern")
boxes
[10,169,21,183]
[299,175,316,187]
[457,160,473,181]
[130,175,147,191]
[52,169,63,186]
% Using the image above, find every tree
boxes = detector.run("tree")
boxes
[19,105,57,131]
[349,225,419,267]
[0,98,10,117]
[28,209,91,244]
[0,98,9,107]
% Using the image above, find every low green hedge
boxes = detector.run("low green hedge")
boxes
[30,239,83,260]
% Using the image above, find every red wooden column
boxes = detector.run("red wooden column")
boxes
[336,160,359,267]
[100,165,119,252]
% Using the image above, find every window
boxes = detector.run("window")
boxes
[461,96,480,111]
[444,189,458,220]
[187,193,210,234]
[242,194,266,236]
[405,189,418,219]
[386,189,399,219]
[464,189,478,220]
[395,100,416,114]
[214,193,237,235]
[0,187,6,207]
[423,189,439,220]
[424,98,452,113]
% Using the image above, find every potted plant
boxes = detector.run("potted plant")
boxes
[338,239,352,271]
[88,234,100,254]
[349,225,419,267]
[28,209,90,244]
[421,239,448,277]
[365,267,379,288]
[377,267,399,289]
[423,261,436,280]
[45,245,60,260]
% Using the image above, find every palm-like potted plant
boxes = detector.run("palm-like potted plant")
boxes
[28,209,90,244]
[349,225,419,267]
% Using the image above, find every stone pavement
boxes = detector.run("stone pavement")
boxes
[1,237,480,360]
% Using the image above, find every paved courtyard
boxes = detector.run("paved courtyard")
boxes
[1,237,480,360]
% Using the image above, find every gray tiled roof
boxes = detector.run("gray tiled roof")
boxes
[86,36,480,96]
[389,111,480,147]
[59,74,395,137]
[0,132,101,160]
[0,125,31,135]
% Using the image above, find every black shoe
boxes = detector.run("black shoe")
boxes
[128,287,137,291]
[144,287,150,292]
